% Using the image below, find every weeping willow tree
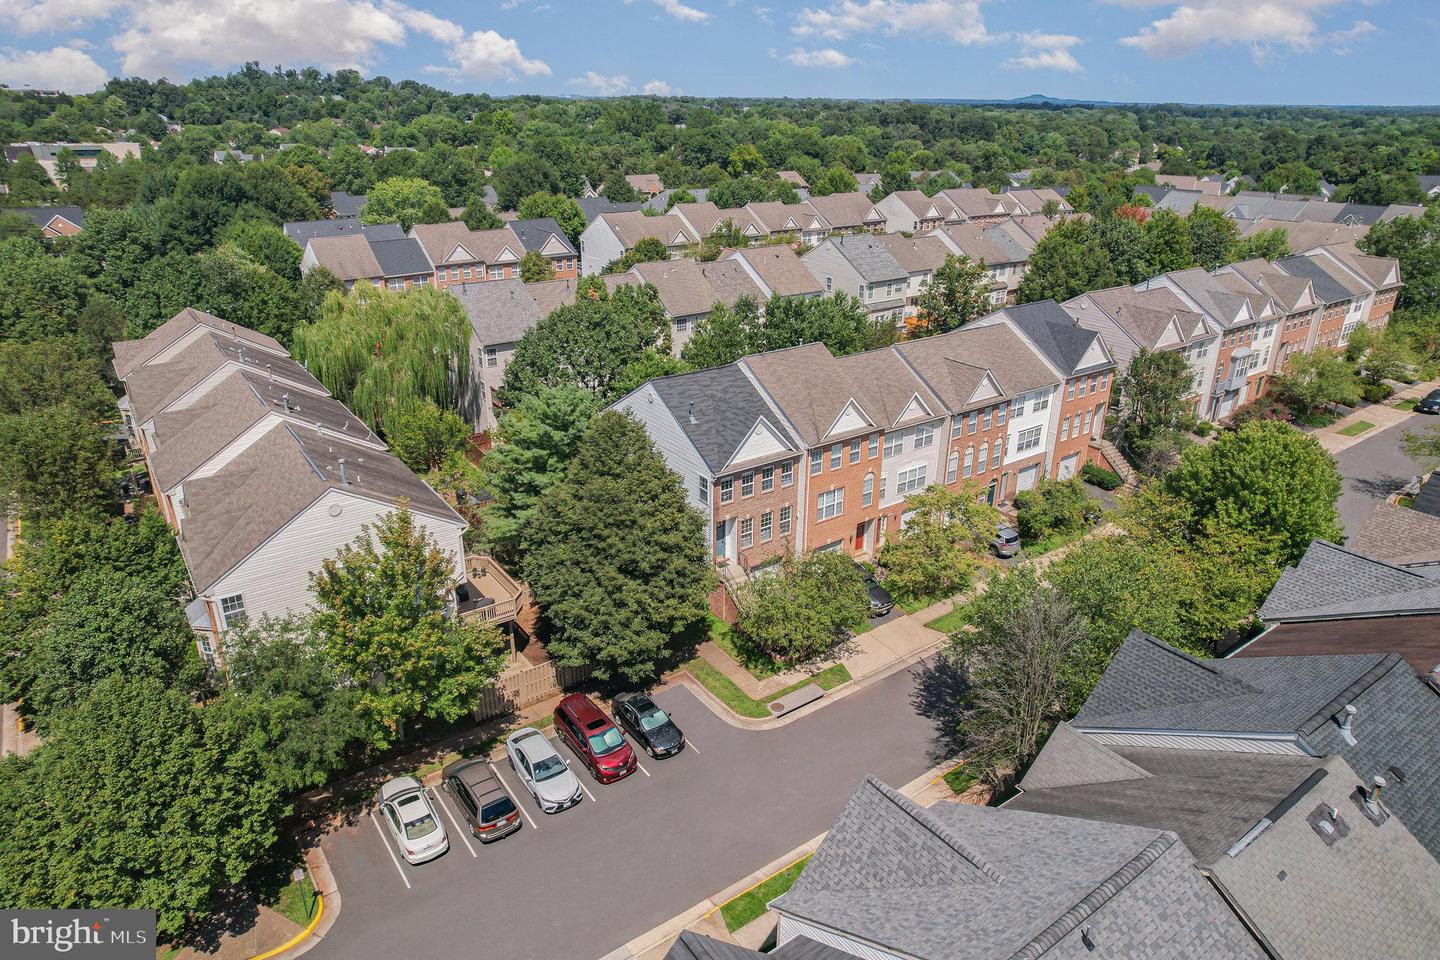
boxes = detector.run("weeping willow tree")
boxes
[293,281,470,433]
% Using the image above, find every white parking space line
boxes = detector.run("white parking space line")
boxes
[490,762,537,831]
[579,779,598,804]
[683,736,700,755]
[635,760,651,777]
[430,786,476,858]
[369,809,412,890]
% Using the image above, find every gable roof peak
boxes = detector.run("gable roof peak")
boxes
[861,776,1005,883]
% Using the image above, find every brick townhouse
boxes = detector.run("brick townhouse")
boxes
[974,300,1116,480]
[411,218,578,289]
[1217,259,1321,373]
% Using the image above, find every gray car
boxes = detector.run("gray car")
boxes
[991,523,1021,558]
[505,727,583,814]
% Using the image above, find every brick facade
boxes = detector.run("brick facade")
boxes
[1276,307,1319,372]
[1367,287,1399,328]
[713,455,802,572]
[1313,300,1350,351]
[1051,370,1112,479]
[804,431,885,557]
[945,404,1011,505]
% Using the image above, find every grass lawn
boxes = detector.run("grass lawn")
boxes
[709,615,784,680]
[1395,398,1418,412]
[1294,409,1338,427]
[1337,420,1376,436]
[925,605,968,634]
[720,855,812,932]
[273,874,319,927]
[686,658,852,719]
[1025,527,1089,557]
[943,764,979,796]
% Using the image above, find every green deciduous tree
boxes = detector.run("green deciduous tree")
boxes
[462,199,504,230]
[0,237,90,342]
[220,219,302,281]
[681,296,761,369]
[1016,219,1115,304]
[1361,205,1439,314]
[522,412,714,683]
[1158,419,1342,564]
[383,398,471,473]
[736,552,870,666]
[519,249,555,283]
[310,505,507,747]
[912,254,992,336]
[1186,205,1239,271]
[1110,347,1194,470]
[361,176,447,230]
[500,283,669,403]
[1140,208,1195,276]
[1013,478,1100,543]
[603,236,670,274]
[0,338,115,422]
[1271,348,1361,414]
[516,192,588,245]
[878,484,999,604]
[294,282,470,430]
[0,405,115,524]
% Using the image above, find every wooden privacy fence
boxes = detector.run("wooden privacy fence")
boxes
[474,659,592,721]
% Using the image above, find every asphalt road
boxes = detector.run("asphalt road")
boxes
[1334,412,1434,536]
[311,656,953,960]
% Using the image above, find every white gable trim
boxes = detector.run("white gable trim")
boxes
[1077,339,1110,371]
[539,234,570,256]
[728,417,792,468]
[894,393,934,426]
[1155,317,1184,349]
[493,245,520,264]
[968,372,1002,404]
[447,242,475,263]
[825,398,873,439]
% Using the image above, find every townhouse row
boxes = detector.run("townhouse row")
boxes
[295,216,580,291]
[112,308,473,661]
[612,302,1116,575]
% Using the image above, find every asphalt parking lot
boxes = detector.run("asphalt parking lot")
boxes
[1334,412,1430,535]
[311,657,944,960]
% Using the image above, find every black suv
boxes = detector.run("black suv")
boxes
[441,758,522,843]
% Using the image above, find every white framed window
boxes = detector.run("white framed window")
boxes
[946,452,959,484]
[830,443,842,469]
[978,442,988,472]
[779,505,792,535]
[810,450,822,475]
[982,408,992,430]
[1066,380,1076,401]
[967,411,978,433]
[485,346,498,368]
[951,417,963,438]
[761,466,774,492]
[850,439,861,463]
[817,488,844,521]
[760,512,773,542]
[963,446,974,478]
[698,476,709,503]
[1016,426,1042,453]
[489,264,504,280]
[1035,391,1049,411]
[719,478,733,503]
[990,443,1002,470]
[739,517,753,549]
[868,434,879,458]
[914,425,934,449]
[219,594,247,629]
[741,471,754,497]
[862,473,874,506]
[996,405,1007,425]
[1061,417,1071,441]
[884,433,902,457]
[781,462,794,487]
[897,464,927,495]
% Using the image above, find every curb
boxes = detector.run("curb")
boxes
[595,755,964,960]
[248,846,341,960]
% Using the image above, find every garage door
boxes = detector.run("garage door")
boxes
[1058,453,1079,480]
[1017,464,1040,492]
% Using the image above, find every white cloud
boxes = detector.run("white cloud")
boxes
[754,5,774,26]
[568,71,632,95]
[625,0,712,22]
[779,46,856,67]
[1112,0,1361,61]
[793,0,992,45]
[9,0,122,36]
[0,45,109,93]
[641,79,678,95]
[1004,31,1083,72]
[1328,19,1376,54]
[444,28,551,79]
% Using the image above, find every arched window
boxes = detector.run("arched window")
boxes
[946,451,959,484]
[977,442,988,473]
[963,446,974,478]
[862,472,875,507]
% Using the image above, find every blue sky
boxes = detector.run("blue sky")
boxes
[1,0,1435,106]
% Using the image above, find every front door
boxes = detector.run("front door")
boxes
[985,480,997,505]
[714,521,731,561]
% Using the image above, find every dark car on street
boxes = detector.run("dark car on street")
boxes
[1416,389,1440,415]
[441,758,522,842]
[553,694,638,783]
[857,564,894,617]
[613,693,685,759]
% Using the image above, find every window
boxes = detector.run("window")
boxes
[488,265,503,280]
[1035,391,1049,411]
[996,405,1006,425]
[884,432,902,457]
[219,594,247,629]
[879,472,886,500]
[675,318,691,334]
[990,442,1002,470]
[862,473,874,506]
[760,512,773,542]
[1010,397,1024,418]
[897,465,927,495]
[816,488,844,521]
[741,471,754,497]
[951,417,963,438]
[1077,378,1087,398]
[761,466,775,492]
[982,408,992,430]
[1016,426,1042,453]
[868,434,879,458]
[484,347,498,368]
[1082,411,1092,434]
[781,462,794,487]
[1061,417,1071,441]
[1066,380,1076,400]
[967,411,978,434]
[1099,373,1108,392]
[810,450,822,475]
[914,425,934,449]
[698,476,709,504]
[963,446,974,478]
[850,438,861,463]
[825,276,832,292]
[946,452,959,483]
[978,442,988,472]
[779,505,793,535]
[739,517,753,549]
[1088,375,1098,395]
[719,477,733,503]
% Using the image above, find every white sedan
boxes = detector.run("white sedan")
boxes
[376,776,449,864]
[506,727,583,813]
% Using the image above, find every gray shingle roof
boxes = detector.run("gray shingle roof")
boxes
[827,235,908,283]
[1260,540,1440,622]
[328,190,366,218]
[506,217,576,255]
[772,777,1264,960]
[663,931,763,960]
[449,278,547,347]
[369,236,433,277]
[284,219,402,246]
[1349,502,1440,567]
[576,196,644,224]
[1000,300,1110,375]
[1074,631,1440,862]
[7,204,83,228]
[648,364,800,473]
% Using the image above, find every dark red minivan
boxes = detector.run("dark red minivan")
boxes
[553,694,638,784]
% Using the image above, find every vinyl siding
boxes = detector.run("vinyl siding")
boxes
[612,385,712,516]
[776,916,909,960]
[579,219,625,276]
[205,488,467,624]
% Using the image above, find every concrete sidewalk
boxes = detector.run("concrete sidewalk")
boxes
[1307,378,1440,455]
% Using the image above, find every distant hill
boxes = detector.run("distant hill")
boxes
[910,93,1440,112]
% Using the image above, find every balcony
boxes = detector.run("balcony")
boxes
[456,554,528,626]
[1214,373,1248,395]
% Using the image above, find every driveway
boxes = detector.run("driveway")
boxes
[1334,412,1433,536]
[310,657,950,960]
